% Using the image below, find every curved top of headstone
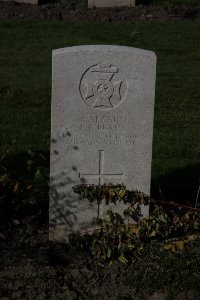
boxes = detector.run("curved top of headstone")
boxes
[52,45,156,60]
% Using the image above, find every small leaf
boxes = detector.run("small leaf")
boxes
[173,215,179,223]
[184,213,190,220]
[34,167,49,183]
[13,182,20,194]
[149,230,156,237]
[27,185,32,190]
[107,248,111,258]
[27,160,33,166]
[163,244,172,251]
[118,254,128,264]
[175,240,184,251]
[187,234,199,241]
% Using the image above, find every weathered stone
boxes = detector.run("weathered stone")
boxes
[88,0,135,8]
[50,45,156,241]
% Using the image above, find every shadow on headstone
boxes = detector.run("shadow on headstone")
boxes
[50,137,97,242]
[1,149,84,235]
[151,163,200,207]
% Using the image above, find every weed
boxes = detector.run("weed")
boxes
[72,184,200,265]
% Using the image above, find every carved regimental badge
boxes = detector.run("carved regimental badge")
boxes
[79,63,128,110]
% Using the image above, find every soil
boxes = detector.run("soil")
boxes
[0,1,200,22]
[0,212,152,300]
[0,209,198,300]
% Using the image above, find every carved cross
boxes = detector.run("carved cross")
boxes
[79,150,123,185]
[79,150,123,218]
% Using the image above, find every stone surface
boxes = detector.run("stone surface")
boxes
[88,0,135,8]
[1,0,38,4]
[50,45,156,241]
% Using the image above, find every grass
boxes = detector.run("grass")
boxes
[146,0,200,5]
[0,20,200,200]
[127,241,200,299]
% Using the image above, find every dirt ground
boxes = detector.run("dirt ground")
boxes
[0,213,153,300]
[0,1,200,22]
[1,207,199,300]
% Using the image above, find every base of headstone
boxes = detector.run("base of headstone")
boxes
[88,0,135,8]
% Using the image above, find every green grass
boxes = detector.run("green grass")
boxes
[146,0,200,5]
[127,241,200,299]
[0,20,200,199]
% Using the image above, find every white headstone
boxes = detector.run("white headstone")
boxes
[88,0,135,8]
[50,45,156,241]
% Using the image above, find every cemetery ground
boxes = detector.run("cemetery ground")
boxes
[0,5,200,300]
[0,1,200,21]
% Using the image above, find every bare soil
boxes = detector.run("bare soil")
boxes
[0,1,200,22]
[0,210,199,299]
[0,213,144,300]
[0,206,197,300]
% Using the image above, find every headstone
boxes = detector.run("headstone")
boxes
[1,0,38,4]
[50,45,156,242]
[88,0,135,8]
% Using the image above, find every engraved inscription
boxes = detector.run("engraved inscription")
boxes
[79,63,128,110]
[57,114,136,148]
[79,150,123,185]
[64,133,135,146]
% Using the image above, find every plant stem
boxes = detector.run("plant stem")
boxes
[195,180,200,209]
